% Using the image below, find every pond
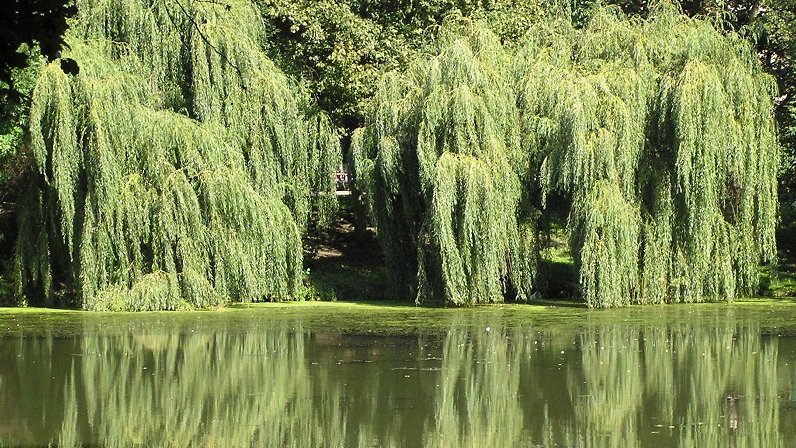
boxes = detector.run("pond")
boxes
[2,301,796,446]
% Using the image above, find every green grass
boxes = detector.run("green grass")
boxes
[535,220,580,301]
[303,197,387,302]
[759,259,796,298]
[303,262,387,302]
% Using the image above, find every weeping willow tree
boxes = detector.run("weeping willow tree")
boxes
[352,18,536,305]
[514,2,779,307]
[14,0,339,310]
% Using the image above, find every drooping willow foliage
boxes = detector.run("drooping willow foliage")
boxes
[513,2,778,307]
[15,0,340,310]
[353,18,537,305]
[358,2,778,307]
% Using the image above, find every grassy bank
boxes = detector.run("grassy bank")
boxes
[5,299,796,339]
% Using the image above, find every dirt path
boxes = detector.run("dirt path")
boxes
[304,207,386,301]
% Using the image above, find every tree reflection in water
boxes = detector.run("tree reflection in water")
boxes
[0,319,794,446]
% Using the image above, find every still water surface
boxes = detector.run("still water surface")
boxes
[1,302,796,446]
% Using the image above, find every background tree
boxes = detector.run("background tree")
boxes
[260,0,546,132]
[0,0,76,93]
[0,0,77,180]
[15,0,339,310]
[0,2,77,305]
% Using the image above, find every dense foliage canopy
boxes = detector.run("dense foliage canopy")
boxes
[521,3,778,306]
[0,0,787,309]
[14,0,339,310]
[355,3,779,307]
[259,0,545,131]
[353,19,537,305]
